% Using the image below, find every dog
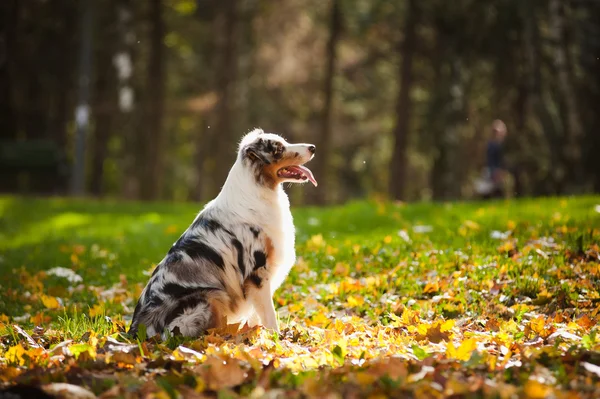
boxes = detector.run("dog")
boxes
[128,129,317,338]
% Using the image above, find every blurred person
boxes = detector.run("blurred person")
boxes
[475,120,508,199]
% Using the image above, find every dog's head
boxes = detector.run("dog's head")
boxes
[239,129,317,189]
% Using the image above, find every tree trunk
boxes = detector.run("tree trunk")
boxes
[309,0,341,205]
[428,31,446,200]
[0,0,18,140]
[210,0,239,196]
[389,0,418,201]
[115,0,139,199]
[577,2,600,192]
[70,0,95,196]
[0,0,19,192]
[90,5,117,196]
[51,0,77,151]
[138,0,166,200]
[549,0,583,189]
[523,2,558,196]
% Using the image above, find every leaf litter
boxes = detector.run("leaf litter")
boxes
[0,199,599,398]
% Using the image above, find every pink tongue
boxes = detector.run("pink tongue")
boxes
[288,165,318,187]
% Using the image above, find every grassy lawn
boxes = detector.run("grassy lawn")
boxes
[1,195,600,398]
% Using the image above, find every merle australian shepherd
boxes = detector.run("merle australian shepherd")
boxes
[128,129,317,338]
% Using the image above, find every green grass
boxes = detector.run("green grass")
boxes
[0,195,599,397]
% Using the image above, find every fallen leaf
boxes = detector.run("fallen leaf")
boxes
[523,380,551,399]
[41,294,61,309]
[197,356,248,390]
[447,338,477,362]
[5,344,26,366]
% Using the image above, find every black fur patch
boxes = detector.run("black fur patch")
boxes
[144,281,154,302]
[163,294,207,328]
[253,251,267,269]
[165,251,183,264]
[250,226,260,238]
[146,293,164,308]
[247,273,263,288]
[172,237,225,269]
[163,283,205,298]
[151,264,162,277]
[192,217,221,232]
[128,301,143,335]
[245,146,270,165]
[231,238,246,276]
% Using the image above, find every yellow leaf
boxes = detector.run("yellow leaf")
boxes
[24,347,45,365]
[401,308,419,325]
[41,295,60,309]
[441,319,455,332]
[523,380,551,399]
[497,240,516,253]
[507,220,516,230]
[416,323,429,336]
[0,314,9,323]
[89,304,104,318]
[355,372,377,386]
[529,316,546,336]
[6,344,26,366]
[383,235,392,244]
[309,312,330,327]
[68,343,97,360]
[447,338,477,361]
[423,281,440,294]
[154,392,172,399]
[306,234,325,250]
[346,295,365,308]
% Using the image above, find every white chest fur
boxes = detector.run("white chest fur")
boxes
[208,163,297,294]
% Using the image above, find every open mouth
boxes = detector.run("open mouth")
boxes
[277,165,318,187]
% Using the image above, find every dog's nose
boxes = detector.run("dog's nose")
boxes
[308,145,316,154]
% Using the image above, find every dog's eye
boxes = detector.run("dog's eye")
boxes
[274,143,284,155]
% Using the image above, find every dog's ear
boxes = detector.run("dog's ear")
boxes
[239,128,264,151]
[245,146,269,164]
[246,147,260,162]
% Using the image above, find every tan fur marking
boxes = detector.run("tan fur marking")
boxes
[264,235,275,262]
[206,291,229,329]
[259,153,304,189]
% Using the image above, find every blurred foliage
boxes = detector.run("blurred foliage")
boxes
[0,0,599,202]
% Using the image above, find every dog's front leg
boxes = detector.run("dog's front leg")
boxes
[246,274,279,333]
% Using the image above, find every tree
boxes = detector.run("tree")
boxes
[114,0,139,199]
[90,1,118,196]
[138,0,166,200]
[0,0,19,192]
[71,0,95,196]
[310,0,342,205]
[207,0,240,197]
[389,0,419,201]
[549,0,584,190]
